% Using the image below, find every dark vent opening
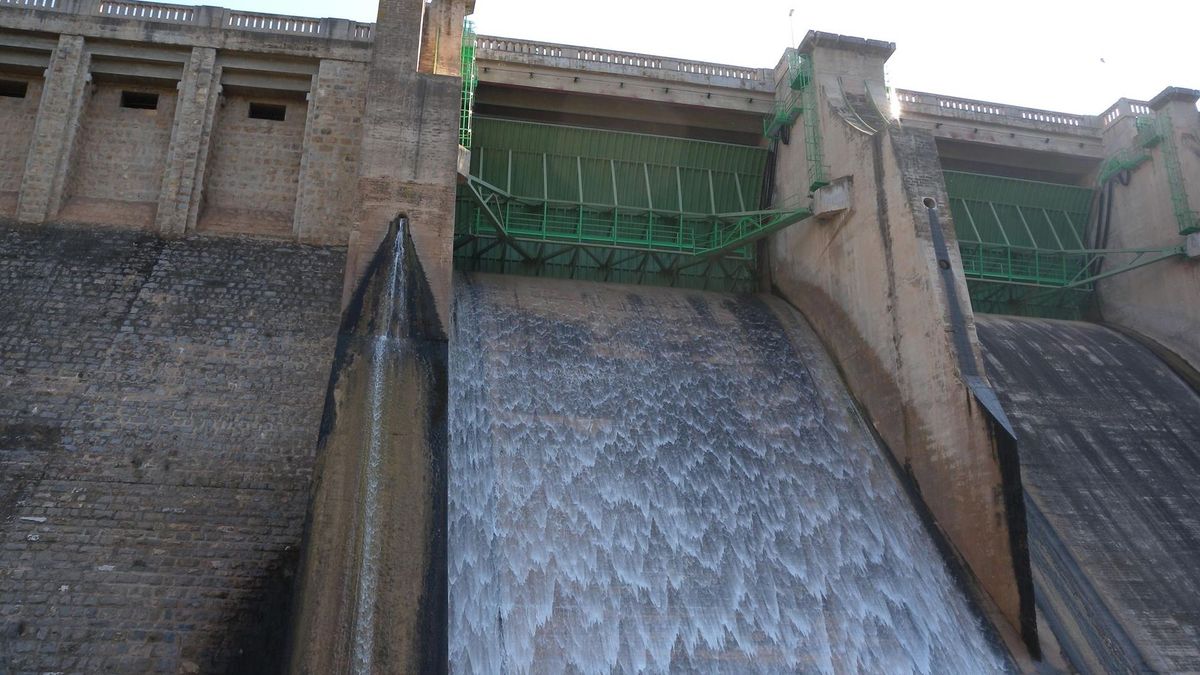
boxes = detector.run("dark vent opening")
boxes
[249,102,287,121]
[120,91,159,110]
[0,79,29,99]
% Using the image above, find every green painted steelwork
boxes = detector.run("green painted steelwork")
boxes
[459,19,477,148]
[797,54,829,191]
[946,170,1185,319]
[763,52,828,192]
[1096,148,1150,186]
[454,228,759,293]
[456,118,812,291]
[1139,114,1200,234]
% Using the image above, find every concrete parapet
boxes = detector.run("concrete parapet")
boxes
[0,0,374,61]
[769,30,1038,658]
[897,89,1106,160]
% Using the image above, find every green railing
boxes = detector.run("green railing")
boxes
[763,51,827,192]
[1139,114,1200,234]
[459,18,477,148]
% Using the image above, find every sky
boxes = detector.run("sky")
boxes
[196,0,1196,114]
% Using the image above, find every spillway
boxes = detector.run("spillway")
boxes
[448,273,1008,673]
[977,315,1200,673]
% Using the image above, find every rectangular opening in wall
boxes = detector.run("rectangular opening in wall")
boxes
[120,90,159,110]
[248,102,287,121]
[0,79,29,99]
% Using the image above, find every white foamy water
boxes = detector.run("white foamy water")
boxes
[449,276,1009,674]
[351,226,406,674]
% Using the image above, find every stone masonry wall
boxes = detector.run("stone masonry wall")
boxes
[59,82,178,229]
[293,59,368,246]
[0,222,344,673]
[200,93,307,238]
[0,74,43,218]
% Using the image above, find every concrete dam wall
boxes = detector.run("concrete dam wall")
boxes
[978,316,1200,673]
[0,223,345,672]
[448,273,1009,672]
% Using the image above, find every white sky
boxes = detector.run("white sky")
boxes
[197,0,1196,114]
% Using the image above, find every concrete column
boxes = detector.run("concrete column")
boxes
[767,31,1038,659]
[293,59,369,245]
[155,46,219,237]
[17,34,90,224]
[1098,87,1200,369]
[418,0,472,76]
[346,0,465,331]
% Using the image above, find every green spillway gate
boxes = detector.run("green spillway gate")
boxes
[945,170,1184,319]
[455,118,812,292]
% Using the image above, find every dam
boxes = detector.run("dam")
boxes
[0,0,1198,672]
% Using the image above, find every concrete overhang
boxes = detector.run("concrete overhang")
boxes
[798,30,896,60]
[1149,86,1200,111]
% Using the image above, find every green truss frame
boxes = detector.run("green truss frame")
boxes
[958,242,1184,290]
[461,174,811,258]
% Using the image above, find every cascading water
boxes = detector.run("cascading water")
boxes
[351,225,405,674]
[448,273,1010,673]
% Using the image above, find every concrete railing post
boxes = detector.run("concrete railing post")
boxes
[155,46,219,236]
[17,33,89,224]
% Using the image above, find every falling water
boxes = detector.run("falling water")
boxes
[449,274,1009,673]
[351,224,407,674]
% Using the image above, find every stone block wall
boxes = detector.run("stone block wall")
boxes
[0,73,42,218]
[199,92,308,238]
[58,82,177,229]
[293,59,369,245]
[0,222,345,673]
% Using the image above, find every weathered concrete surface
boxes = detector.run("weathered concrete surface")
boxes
[0,221,344,672]
[1097,88,1200,371]
[289,221,447,673]
[346,0,464,332]
[978,315,1200,674]
[768,32,1036,655]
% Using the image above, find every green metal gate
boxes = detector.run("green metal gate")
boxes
[455,118,811,292]
[945,170,1184,319]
